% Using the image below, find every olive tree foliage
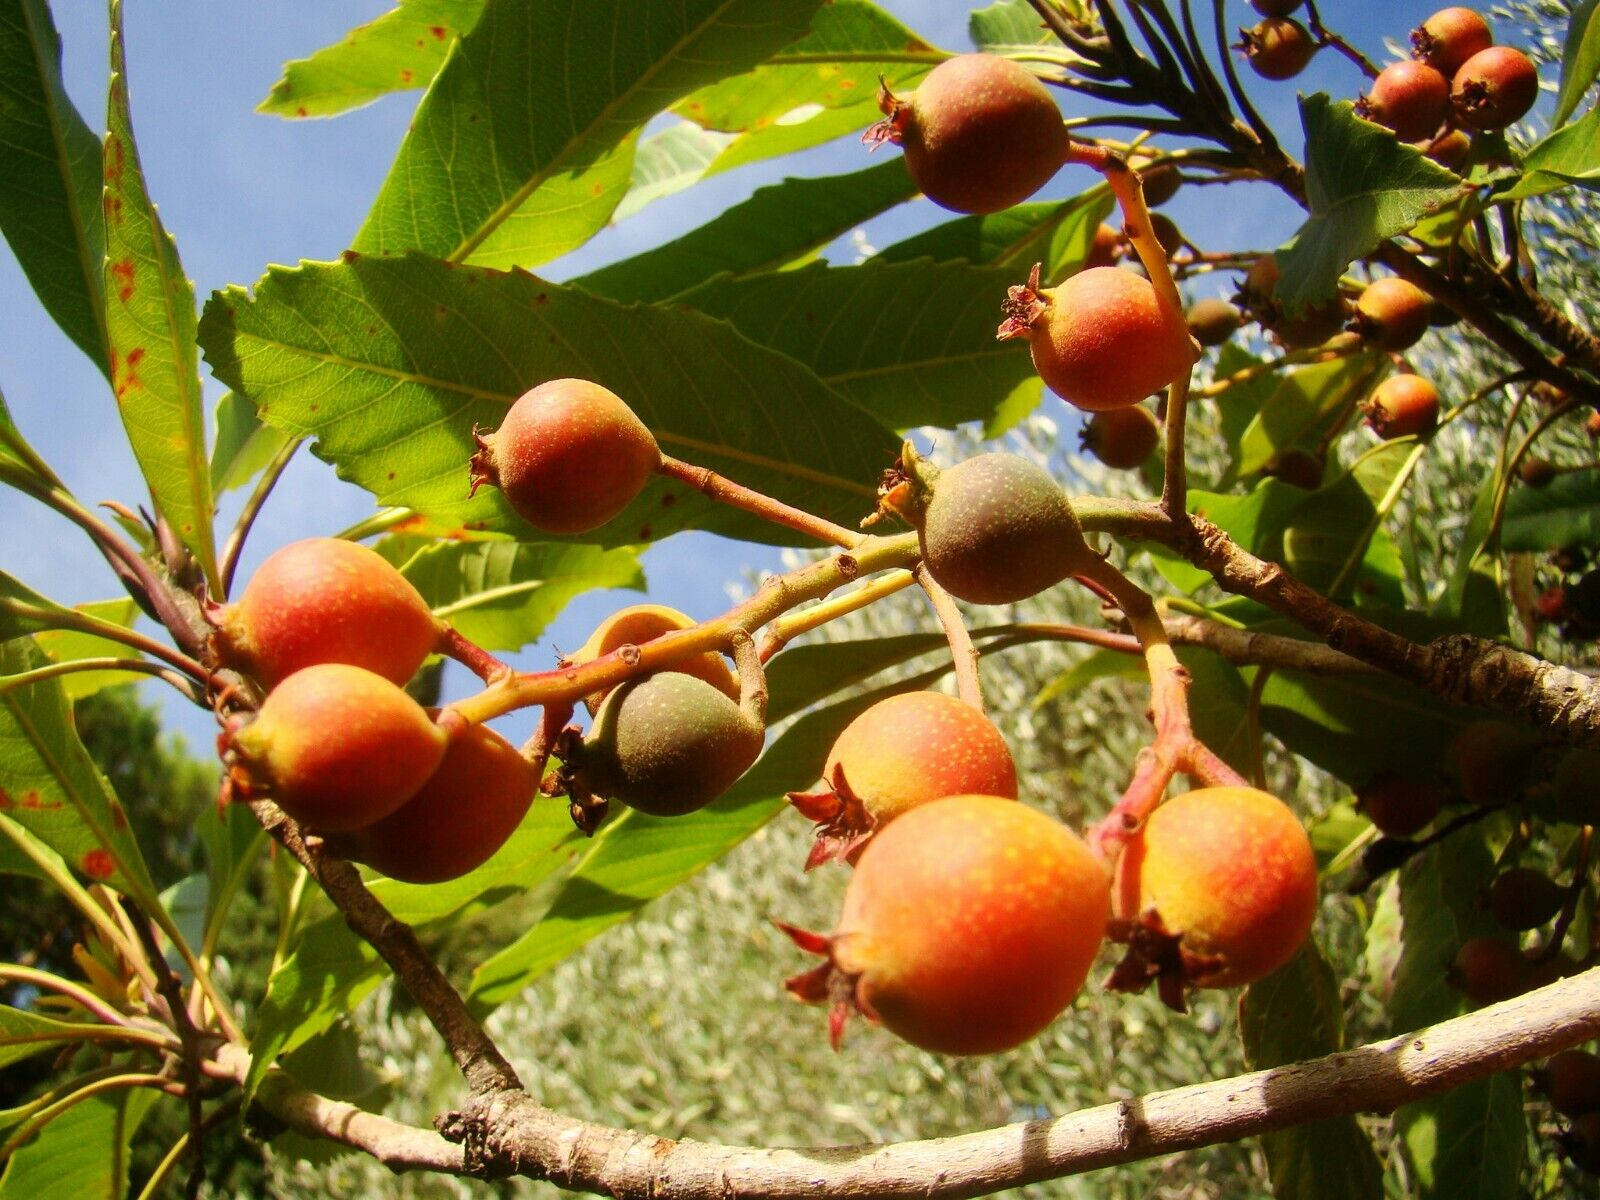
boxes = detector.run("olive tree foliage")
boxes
[2,0,1600,1198]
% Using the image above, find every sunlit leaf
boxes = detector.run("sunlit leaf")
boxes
[1502,466,1600,552]
[29,598,145,699]
[1502,106,1600,200]
[210,391,293,495]
[1555,0,1600,128]
[0,1086,156,1199]
[874,187,1114,279]
[611,122,737,223]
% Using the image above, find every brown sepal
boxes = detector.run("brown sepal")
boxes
[776,923,865,1051]
[466,425,499,498]
[1105,909,1224,1014]
[996,262,1049,341]
[789,766,880,870]
[860,76,908,151]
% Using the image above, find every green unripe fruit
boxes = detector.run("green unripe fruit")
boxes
[1185,297,1243,347]
[469,378,660,535]
[1081,405,1161,470]
[338,723,535,884]
[575,671,765,817]
[212,538,439,688]
[1137,161,1182,207]
[913,451,1091,605]
[225,663,448,832]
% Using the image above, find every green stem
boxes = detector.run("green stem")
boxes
[0,657,198,701]
[0,598,207,683]
[219,436,303,595]
[0,1072,175,1161]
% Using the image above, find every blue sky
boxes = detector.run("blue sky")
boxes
[0,0,1445,746]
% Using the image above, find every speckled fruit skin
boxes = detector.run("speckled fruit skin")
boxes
[1354,277,1433,351]
[1241,18,1316,81]
[577,671,763,817]
[470,378,660,535]
[213,538,438,689]
[824,693,1018,826]
[1411,7,1493,77]
[1359,60,1451,142]
[918,452,1090,604]
[888,55,1068,214]
[227,663,448,832]
[340,723,534,884]
[1451,46,1539,131]
[1082,405,1161,470]
[567,604,738,712]
[1114,787,1317,988]
[1019,267,1195,411]
[831,795,1110,1055]
[1362,373,1439,438]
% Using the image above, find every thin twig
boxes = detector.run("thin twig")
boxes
[219,436,302,595]
[915,565,982,711]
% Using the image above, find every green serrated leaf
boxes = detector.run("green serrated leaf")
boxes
[1276,96,1465,311]
[353,0,824,269]
[1502,105,1600,200]
[673,259,1039,431]
[104,0,217,590]
[611,121,737,223]
[1555,0,1600,128]
[198,255,896,548]
[378,535,645,652]
[210,391,294,495]
[0,1086,156,1200]
[1235,350,1385,478]
[874,186,1114,279]
[258,0,487,119]
[0,637,157,899]
[577,157,917,304]
[1502,466,1600,552]
[1240,942,1385,1200]
[0,0,107,373]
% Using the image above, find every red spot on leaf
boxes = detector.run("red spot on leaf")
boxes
[592,182,605,196]
[366,325,377,335]
[82,849,115,881]
[386,471,396,481]
[399,69,414,84]
[535,292,548,304]
[341,249,361,264]
[661,493,677,508]
[296,105,309,118]
[839,79,856,90]
[110,258,136,303]
[638,525,652,540]
[126,347,145,368]
[431,24,448,40]
[106,195,124,225]
[104,135,125,184]
[21,791,60,810]
[416,38,425,47]
[0,788,12,809]
[111,803,129,831]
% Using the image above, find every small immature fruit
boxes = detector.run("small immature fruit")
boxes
[1239,18,1317,81]
[1238,256,1347,348]
[1452,46,1539,131]
[1354,277,1433,351]
[910,449,1092,605]
[1149,213,1184,259]
[469,378,660,535]
[1081,405,1161,470]
[1137,161,1181,207]
[788,691,1018,868]
[1567,1111,1600,1175]
[573,671,764,817]
[1084,223,1124,269]
[339,723,534,884]
[864,55,1069,214]
[782,795,1110,1055]
[1357,771,1443,838]
[1426,127,1474,170]
[1488,867,1564,931]
[998,263,1195,412]
[1249,0,1302,17]
[566,604,738,713]
[1263,448,1324,490]
[1518,457,1558,488]
[1411,7,1494,77]
[212,538,438,689]
[1447,935,1531,1005]
[1544,1049,1600,1118]
[1358,60,1450,142]
[1362,374,1439,438]
[1445,718,1540,807]
[1111,787,1317,1000]
[223,664,448,832]
[1185,297,1242,347]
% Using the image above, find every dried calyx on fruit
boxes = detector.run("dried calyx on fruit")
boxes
[863,54,1069,214]
[1238,17,1316,81]
[564,603,738,714]
[221,663,449,832]
[1451,46,1539,132]
[1411,7,1494,77]
[874,441,1093,605]
[1357,60,1450,143]
[561,641,767,823]
[469,378,660,535]
[1362,373,1440,439]
[788,691,1018,868]
[332,722,534,884]
[1109,786,1317,1010]
[781,795,1109,1055]
[210,537,440,689]
[999,262,1195,412]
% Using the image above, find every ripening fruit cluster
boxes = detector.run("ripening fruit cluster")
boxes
[212,538,533,884]
[780,692,1318,1054]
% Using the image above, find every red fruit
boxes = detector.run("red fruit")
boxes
[1354,276,1433,351]
[337,723,533,884]
[1587,411,1600,440]
[1535,585,1569,624]
[1411,7,1493,78]
[1362,374,1440,438]
[223,663,448,832]
[1084,223,1124,269]
[902,448,1092,604]
[211,538,439,689]
[1452,46,1539,131]
[1447,935,1530,1005]
[1239,18,1317,81]
[469,378,660,535]
[782,795,1110,1054]
[1519,456,1558,487]
[788,691,1017,868]
[864,54,1068,214]
[998,263,1195,412]
[1357,771,1443,837]
[1488,867,1564,931]
[1544,1049,1600,1118]
[1185,297,1242,348]
[1358,60,1451,142]
[565,604,738,713]
[1081,405,1161,470]
[1111,786,1317,1002]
